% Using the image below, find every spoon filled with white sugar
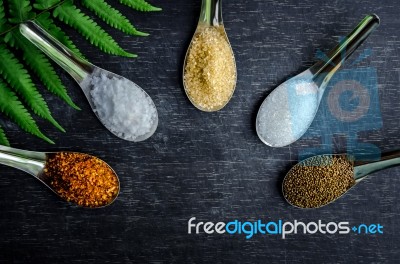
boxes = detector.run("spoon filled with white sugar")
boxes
[256,14,380,147]
[20,21,158,142]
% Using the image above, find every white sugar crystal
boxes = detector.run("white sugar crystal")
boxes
[89,73,157,141]
[257,71,319,147]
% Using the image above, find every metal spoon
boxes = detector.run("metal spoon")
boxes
[182,0,237,112]
[0,145,120,208]
[256,14,380,147]
[19,21,158,142]
[282,152,400,209]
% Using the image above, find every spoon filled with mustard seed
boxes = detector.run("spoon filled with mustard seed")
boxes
[183,0,237,112]
[0,145,119,208]
[282,152,400,209]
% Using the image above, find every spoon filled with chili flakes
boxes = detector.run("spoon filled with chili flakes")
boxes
[0,145,119,208]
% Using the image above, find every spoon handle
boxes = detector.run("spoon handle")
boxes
[199,0,223,26]
[0,151,45,177]
[354,151,400,181]
[311,14,380,88]
[0,145,46,160]
[19,21,94,83]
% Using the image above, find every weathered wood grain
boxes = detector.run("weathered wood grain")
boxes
[0,0,399,263]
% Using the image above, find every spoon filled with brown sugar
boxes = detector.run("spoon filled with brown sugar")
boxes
[283,152,400,208]
[0,145,119,208]
[183,0,237,112]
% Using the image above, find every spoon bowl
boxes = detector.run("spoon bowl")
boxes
[282,154,354,209]
[20,21,158,142]
[256,70,320,147]
[182,0,237,112]
[80,68,159,142]
[0,145,120,208]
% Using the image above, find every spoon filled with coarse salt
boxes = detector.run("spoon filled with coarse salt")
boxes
[256,14,380,147]
[183,0,237,112]
[0,145,120,208]
[282,151,400,209]
[20,21,158,142]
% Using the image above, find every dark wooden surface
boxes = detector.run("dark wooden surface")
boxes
[1,0,400,263]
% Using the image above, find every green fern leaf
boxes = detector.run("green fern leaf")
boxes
[5,30,80,110]
[0,80,54,144]
[33,0,61,10]
[0,0,4,25]
[54,0,136,57]
[35,12,84,58]
[0,0,10,32]
[0,124,10,146]
[8,0,35,23]
[120,0,162,12]
[82,0,148,36]
[0,44,65,132]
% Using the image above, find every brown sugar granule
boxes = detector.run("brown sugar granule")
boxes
[283,155,356,208]
[184,25,236,111]
[41,152,119,208]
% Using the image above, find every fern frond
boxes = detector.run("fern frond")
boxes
[33,0,61,10]
[0,0,4,25]
[54,0,136,57]
[0,124,10,146]
[0,44,65,132]
[0,80,54,144]
[8,0,35,23]
[5,30,80,110]
[120,0,162,12]
[35,12,84,58]
[82,0,148,36]
[0,0,10,32]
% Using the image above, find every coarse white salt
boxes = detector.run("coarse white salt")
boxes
[257,71,319,147]
[88,72,157,141]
